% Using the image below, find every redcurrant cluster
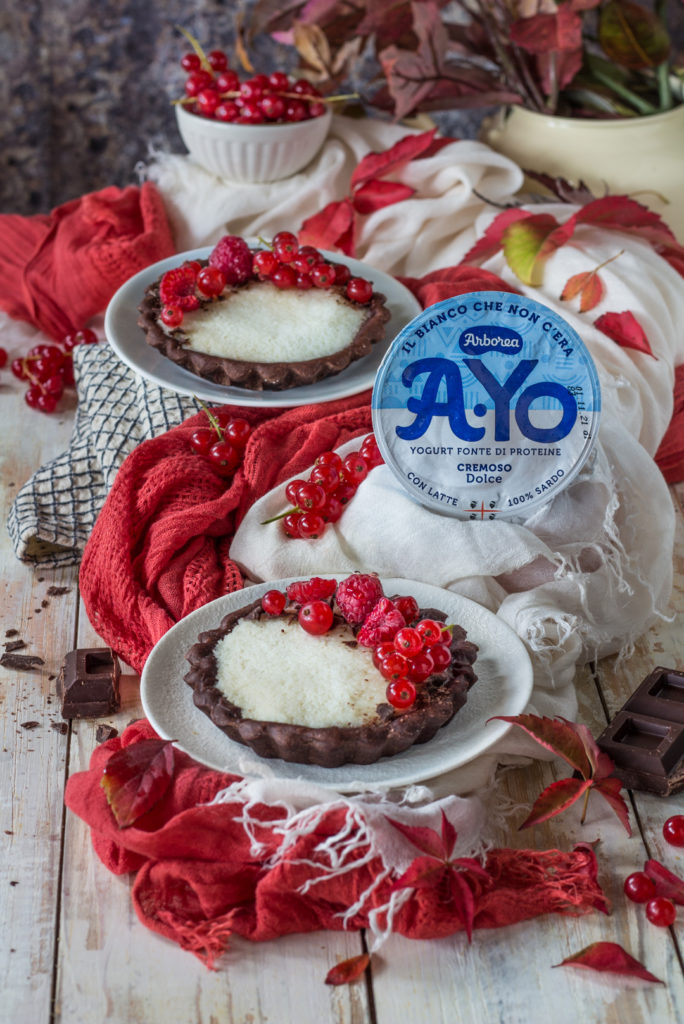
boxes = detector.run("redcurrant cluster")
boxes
[266,433,383,539]
[259,574,453,712]
[157,232,375,331]
[188,406,252,477]
[9,328,98,413]
[179,46,327,125]
[621,815,684,927]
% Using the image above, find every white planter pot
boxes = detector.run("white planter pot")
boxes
[481,104,684,243]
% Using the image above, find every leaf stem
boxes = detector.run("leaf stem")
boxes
[589,66,658,116]
[580,785,591,825]
[193,395,224,440]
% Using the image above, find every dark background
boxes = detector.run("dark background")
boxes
[1,1,682,216]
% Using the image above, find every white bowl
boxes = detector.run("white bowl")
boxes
[175,103,332,183]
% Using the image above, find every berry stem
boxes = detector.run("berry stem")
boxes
[261,505,300,525]
[193,395,224,441]
[176,25,213,74]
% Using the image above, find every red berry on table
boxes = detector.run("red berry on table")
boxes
[271,265,297,290]
[223,418,251,447]
[208,49,228,72]
[253,249,279,278]
[208,440,240,474]
[208,235,253,285]
[161,305,184,327]
[386,679,417,710]
[181,52,201,72]
[25,386,41,409]
[393,595,420,624]
[297,512,326,538]
[62,327,98,348]
[623,872,656,904]
[216,70,239,92]
[0,346,7,368]
[262,590,286,616]
[197,265,227,297]
[393,627,423,656]
[347,277,373,304]
[282,512,303,538]
[36,392,58,413]
[189,427,216,455]
[44,374,64,397]
[663,815,684,847]
[646,896,677,927]
[11,357,27,380]
[311,263,335,288]
[298,600,334,635]
[59,360,75,387]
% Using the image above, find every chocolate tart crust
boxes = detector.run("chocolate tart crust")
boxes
[184,599,478,768]
[137,270,391,391]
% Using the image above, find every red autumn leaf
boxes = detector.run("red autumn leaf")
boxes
[100,738,175,828]
[386,809,455,859]
[536,46,584,96]
[561,271,604,312]
[490,714,595,777]
[510,7,583,55]
[554,941,663,984]
[462,208,533,266]
[351,128,440,190]
[594,310,655,358]
[575,195,670,235]
[644,859,684,905]
[352,178,415,215]
[519,777,592,830]
[298,197,355,255]
[392,854,448,891]
[325,952,370,986]
[592,777,632,835]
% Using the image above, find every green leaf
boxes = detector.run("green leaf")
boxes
[501,214,561,286]
[599,0,670,70]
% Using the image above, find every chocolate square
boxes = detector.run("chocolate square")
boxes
[58,648,121,719]
[625,667,684,724]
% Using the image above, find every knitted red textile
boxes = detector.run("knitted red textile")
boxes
[65,720,608,967]
[0,183,174,340]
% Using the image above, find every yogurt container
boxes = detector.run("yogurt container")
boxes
[372,291,601,520]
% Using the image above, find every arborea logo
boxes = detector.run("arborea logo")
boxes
[459,325,522,355]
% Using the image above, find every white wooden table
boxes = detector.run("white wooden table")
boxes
[2,369,684,1024]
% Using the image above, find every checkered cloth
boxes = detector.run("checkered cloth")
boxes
[7,342,196,566]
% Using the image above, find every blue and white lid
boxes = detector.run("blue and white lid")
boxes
[372,291,601,520]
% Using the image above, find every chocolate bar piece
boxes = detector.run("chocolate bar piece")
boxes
[597,666,684,795]
[58,648,121,719]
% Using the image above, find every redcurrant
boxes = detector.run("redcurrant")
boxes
[429,643,452,672]
[406,651,435,683]
[416,619,444,646]
[197,266,227,297]
[262,590,286,616]
[189,428,216,455]
[297,512,326,538]
[282,512,303,538]
[393,627,423,656]
[295,482,327,511]
[379,651,410,682]
[208,440,240,474]
[646,896,677,927]
[386,679,417,710]
[0,346,7,369]
[161,306,184,327]
[663,815,684,847]
[223,418,251,447]
[394,595,419,624]
[347,277,373,304]
[298,600,334,635]
[623,872,656,904]
[208,50,228,72]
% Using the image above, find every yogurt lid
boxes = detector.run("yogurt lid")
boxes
[372,291,601,520]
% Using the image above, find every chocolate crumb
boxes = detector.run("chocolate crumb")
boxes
[20,721,40,730]
[5,629,19,637]
[47,586,70,597]
[1,653,44,671]
[34,609,41,614]
[37,576,44,582]
[3,640,26,653]
[95,724,118,743]
[50,722,68,734]
[9,881,18,886]
[41,600,49,608]
[48,675,56,681]
[4,830,13,835]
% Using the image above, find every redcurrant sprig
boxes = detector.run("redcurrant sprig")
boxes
[188,397,252,478]
[10,328,98,414]
[262,434,383,539]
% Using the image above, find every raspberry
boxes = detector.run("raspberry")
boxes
[357,597,406,647]
[208,235,254,285]
[286,577,338,605]
[159,265,200,311]
[335,573,384,626]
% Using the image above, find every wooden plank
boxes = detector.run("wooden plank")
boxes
[0,385,79,1024]
[54,601,373,1024]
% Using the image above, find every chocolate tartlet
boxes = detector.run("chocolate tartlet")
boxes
[184,598,478,768]
[137,269,391,391]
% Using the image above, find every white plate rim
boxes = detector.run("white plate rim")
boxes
[140,576,533,792]
[104,246,421,408]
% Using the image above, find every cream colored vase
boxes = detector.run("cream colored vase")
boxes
[481,104,684,243]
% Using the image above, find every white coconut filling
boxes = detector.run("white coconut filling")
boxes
[165,282,368,363]
[213,617,389,728]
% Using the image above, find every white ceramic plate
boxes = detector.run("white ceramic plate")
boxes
[104,247,421,407]
[140,577,533,792]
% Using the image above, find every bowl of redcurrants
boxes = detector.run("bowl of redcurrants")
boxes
[176,47,333,183]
